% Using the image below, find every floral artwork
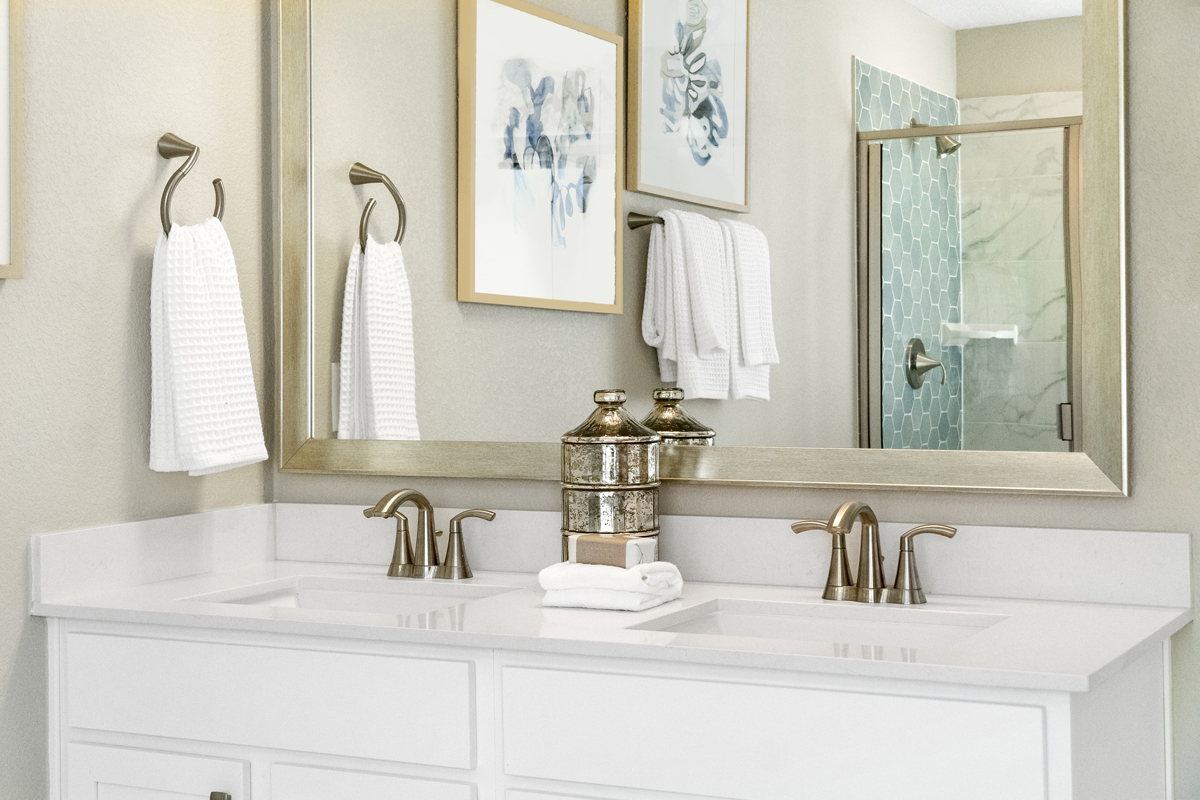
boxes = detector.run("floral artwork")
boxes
[630,0,748,211]
[659,0,730,167]
[459,0,622,312]
[498,59,599,249]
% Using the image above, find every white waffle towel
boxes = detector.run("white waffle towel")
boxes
[338,236,420,440]
[720,220,776,400]
[642,209,729,399]
[150,218,267,476]
[539,561,684,612]
[722,219,779,368]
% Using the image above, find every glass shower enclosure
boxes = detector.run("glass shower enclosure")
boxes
[857,117,1082,452]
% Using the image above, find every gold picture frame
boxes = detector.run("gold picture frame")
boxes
[627,0,750,213]
[456,0,624,314]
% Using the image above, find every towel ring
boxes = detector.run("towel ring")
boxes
[157,133,224,236]
[350,162,407,251]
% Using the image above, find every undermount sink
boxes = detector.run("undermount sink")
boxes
[187,576,514,617]
[630,598,1008,650]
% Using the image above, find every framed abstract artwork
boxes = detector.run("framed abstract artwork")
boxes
[628,0,749,213]
[457,0,624,313]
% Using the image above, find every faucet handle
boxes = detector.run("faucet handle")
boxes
[887,524,956,605]
[436,509,496,580]
[449,508,497,534]
[386,512,415,578]
[791,520,856,602]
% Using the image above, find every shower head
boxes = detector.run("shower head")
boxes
[909,118,961,158]
[936,134,962,157]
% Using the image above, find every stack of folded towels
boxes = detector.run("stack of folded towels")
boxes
[538,561,684,612]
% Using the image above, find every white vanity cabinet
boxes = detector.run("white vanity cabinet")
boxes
[48,616,1168,800]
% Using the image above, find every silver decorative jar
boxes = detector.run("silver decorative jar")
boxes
[561,390,661,559]
[640,388,715,445]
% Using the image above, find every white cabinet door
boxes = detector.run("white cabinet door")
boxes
[65,743,247,800]
[501,665,1047,800]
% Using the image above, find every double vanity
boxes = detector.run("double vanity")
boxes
[33,502,1190,800]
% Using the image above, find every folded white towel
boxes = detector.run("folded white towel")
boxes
[539,561,683,593]
[719,222,771,401]
[542,586,682,612]
[338,236,420,440]
[642,210,730,399]
[150,218,268,476]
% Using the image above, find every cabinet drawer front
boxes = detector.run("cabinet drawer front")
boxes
[272,764,474,800]
[501,667,1045,800]
[66,633,475,768]
[66,743,247,800]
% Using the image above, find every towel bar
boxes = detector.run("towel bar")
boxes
[157,133,223,235]
[627,212,664,230]
[350,162,407,250]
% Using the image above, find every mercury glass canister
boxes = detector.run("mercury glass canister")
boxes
[561,390,661,560]
[640,387,716,445]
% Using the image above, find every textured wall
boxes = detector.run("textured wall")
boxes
[956,16,1083,99]
[854,58,963,450]
[307,0,954,448]
[0,1,271,796]
[279,2,1200,792]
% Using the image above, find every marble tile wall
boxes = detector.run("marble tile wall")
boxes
[957,92,1080,452]
[855,59,962,450]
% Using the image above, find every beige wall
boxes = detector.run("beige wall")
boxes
[0,1,271,796]
[308,0,954,448]
[957,16,1083,99]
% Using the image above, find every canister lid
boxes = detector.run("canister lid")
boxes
[563,390,662,444]
[640,387,716,440]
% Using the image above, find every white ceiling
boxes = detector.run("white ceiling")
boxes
[904,0,1082,30]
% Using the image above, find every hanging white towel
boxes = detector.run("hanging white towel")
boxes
[722,219,779,368]
[642,209,729,399]
[150,217,268,476]
[338,235,420,440]
[720,220,775,400]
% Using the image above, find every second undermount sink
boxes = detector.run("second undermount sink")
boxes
[187,575,514,617]
[630,598,1007,650]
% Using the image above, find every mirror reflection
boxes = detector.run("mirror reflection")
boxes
[311,1,1082,452]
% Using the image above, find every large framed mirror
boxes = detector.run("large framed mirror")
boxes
[276,0,1126,495]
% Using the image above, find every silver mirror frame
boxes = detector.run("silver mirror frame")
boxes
[276,0,1127,496]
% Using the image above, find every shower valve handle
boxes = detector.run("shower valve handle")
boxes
[905,337,945,389]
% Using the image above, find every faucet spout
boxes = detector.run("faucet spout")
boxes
[828,502,886,603]
[363,490,439,577]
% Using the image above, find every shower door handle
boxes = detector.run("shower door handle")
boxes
[905,337,945,389]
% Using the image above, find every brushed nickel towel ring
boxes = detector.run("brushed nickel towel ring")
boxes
[627,211,665,230]
[350,162,407,251]
[157,133,224,236]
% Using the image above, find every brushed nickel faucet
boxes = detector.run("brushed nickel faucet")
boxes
[793,502,955,605]
[364,490,441,579]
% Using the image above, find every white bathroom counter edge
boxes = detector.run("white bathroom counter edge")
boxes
[30,562,1191,694]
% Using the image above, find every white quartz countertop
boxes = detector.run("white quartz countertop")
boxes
[31,560,1190,693]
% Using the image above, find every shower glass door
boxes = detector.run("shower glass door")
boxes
[857,120,1081,452]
